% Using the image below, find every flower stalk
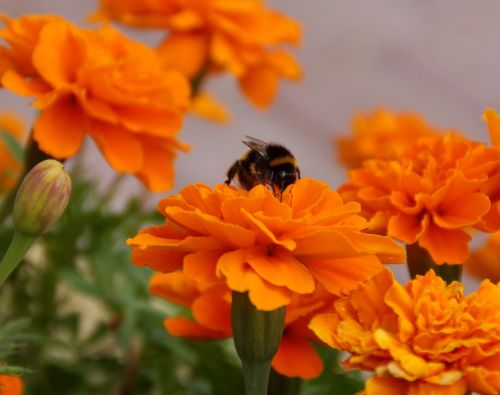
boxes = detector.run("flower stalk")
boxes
[231,291,285,395]
[268,369,302,395]
[0,231,36,287]
[406,243,462,283]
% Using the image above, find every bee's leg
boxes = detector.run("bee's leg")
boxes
[297,167,302,180]
[225,161,239,184]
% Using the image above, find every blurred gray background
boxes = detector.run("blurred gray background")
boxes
[1,0,498,286]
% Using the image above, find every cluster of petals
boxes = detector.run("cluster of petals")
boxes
[0,375,23,395]
[336,108,452,169]
[149,270,336,378]
[127,178,404,312]
[95,0,302,108]
[0,14,191,192]
[340,126,500,264]
[310,269,500,395]
[0,112,23,193]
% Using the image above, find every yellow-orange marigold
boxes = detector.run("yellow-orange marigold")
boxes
[0,112,24,193]
[310,269,500,395]
[94,0,302,108]
[340,131,500,264]
[128,178,405,311]
[337,108,451,169]
[150,270,335,379]
[0,14,190,192]
[0,375,23,395]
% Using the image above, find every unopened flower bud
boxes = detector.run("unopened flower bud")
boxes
[13,159,72,236]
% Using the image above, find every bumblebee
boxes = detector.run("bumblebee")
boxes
[225,136,301,196]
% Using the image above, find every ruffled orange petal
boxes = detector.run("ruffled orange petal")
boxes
[164,317,228,339]
[388,212,427,244]
[183,250,222,286]
[272,332,323,379]
[216,249,292,310]
[189,91,230,123]
[418,223,470,264]
[156,32,209,78]
[245,245,315,294]
[305,255,383,295]
[433,192,490,229]
[32,20,86,87]
[240,64,278,108]
[149,272,199,307]
[89,120,143,173]
[33,97,87,158]
[192,286,232,334]
[483,108,500,146]
[364,376,409,395]
[1,69,50,96]
[165,207,256,248]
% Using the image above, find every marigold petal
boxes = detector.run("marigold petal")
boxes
[308,313,340,348]
[483,108,500,146]
[190,91,231,123]
[433,192,490,229]
[0,375,23,395]
[192,286,232,334]
[157,32,209,78]
[364,376,409,395]
[305,255,383,295]
[388,212,426,244]
[184,250,221,286]
[217,249,292,310]
[164,317,228,339]
[33,97,86,158]
[89,120,143,173]
[166,207,256,248]
[344,230,405,264]
[1,69,50,96]
[418,223,470,264]
[32,20,86,87]
[149,272,199,307]
[272,334,323,379]
[240,64,279,108]
[246,246,315,294]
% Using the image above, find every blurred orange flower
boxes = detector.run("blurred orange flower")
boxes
[464,232,500,282]
[0,14,190,192]
[310,269,500,395]
[337,108,450,169]
[340,132,500,264]
[128,178,405,311]
[94,0,302,108]
[0,375,23,395]
[0,112,24,193]
[150,271,335,379]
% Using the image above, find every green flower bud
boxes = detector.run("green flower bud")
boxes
[12,159,72,236]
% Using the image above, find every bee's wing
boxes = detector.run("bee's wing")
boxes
[242,135,268,155]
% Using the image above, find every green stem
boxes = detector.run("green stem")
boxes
[0,137,51,224]
[268,368,302,395]
[406,243,462,283]
[231,291,286,395]
[0,231,37,288]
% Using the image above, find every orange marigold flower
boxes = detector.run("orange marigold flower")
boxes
[336,108,451,169]
[128,178,404,312]
[94,0,302,108]
[310,269,500,395]
[150,270,335,379]
[0,14,190,192]
[0,112,24,193]
[340,131,500,264]
[0,375,23,395]
[464,232,500,282]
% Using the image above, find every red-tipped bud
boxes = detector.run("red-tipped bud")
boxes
[12,159,71,236]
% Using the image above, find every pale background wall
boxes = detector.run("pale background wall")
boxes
[1,0,499,287]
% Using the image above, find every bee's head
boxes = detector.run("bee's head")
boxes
[276,170,299,193]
